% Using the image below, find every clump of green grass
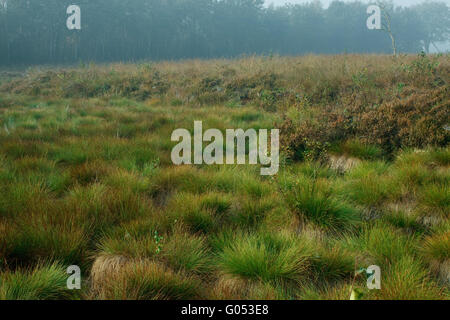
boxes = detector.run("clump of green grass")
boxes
[337,161,398,207]
[417,183,449,218]
[200,192,232,215]
[419,223,450,285]
[343,222,416,265]
[309,244,356,282]
[103,168,151,194]
[210,166,273,197]
[96,213,174,260]
[12,156,56,174]
[217,231,313,288]
[332,139,384,160]
[97,233,161,260]
[367,256,444,300]
[260,206,299,234]
[162,232,211,274]
[421,229,449,264]
[49,143,88,165]
[382,209,425,234]
[291,161,337,179]
[428,148,450,166]
[229,196,277,229]
[231,110,262,123]
[0,220,11,267]
[166,192,217,233]
[393,161,434,190]
[0,263,74,300]
[392,149,449,191]
[3,201,89,266]
[69,160,112,185]
[396,148,450,168]
[0,140,47,159]
[0,181,52,218]
[66,183,149,234]
[5,227,88,267]
[150,166,212,196]
[284,176,361,233]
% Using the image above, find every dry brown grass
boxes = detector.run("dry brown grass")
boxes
[90,255,130,293]
[329,155,362,173]
[90,258,201,300]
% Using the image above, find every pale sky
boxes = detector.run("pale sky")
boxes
[265,0,450,52]
[265,0,448,8]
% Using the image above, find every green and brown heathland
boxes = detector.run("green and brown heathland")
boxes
[0,54,448,300]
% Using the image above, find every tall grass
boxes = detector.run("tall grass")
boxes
[217,231,313,289]
[0,263,74,300]
[92,259,201,300]
[283,176,361,233]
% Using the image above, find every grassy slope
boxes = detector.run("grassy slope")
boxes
[0,54,448,300]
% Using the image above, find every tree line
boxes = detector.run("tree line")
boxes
[0,0,448,66]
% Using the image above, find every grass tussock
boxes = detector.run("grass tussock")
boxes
[91,259,201,300]
[0,263,75,300]
[217,231,313,289]
[283,175,361,233]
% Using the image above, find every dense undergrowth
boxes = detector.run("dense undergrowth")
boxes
[0,54,448,300]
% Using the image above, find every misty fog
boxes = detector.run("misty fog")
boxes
[0,0,448,66]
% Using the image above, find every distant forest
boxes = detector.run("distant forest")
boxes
[0,0,449,66]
